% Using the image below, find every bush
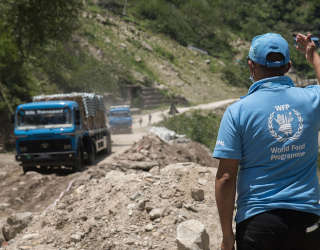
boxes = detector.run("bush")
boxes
[159,110,222,149]
[222,54,251,88]
[154,46,175,62]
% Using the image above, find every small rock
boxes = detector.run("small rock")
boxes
[145,202,153,213]
[175,201,183,209]
[130,192,141,201]
[149,166,160,175]
[120,43,127,49]
[0,203,10,211]
[137,200,146,211]
[105,183,113,193]
[127,203,136,210]
[149,208,163,220]
[145,224,154,232]
[22,233,40,240]
[191,188,205,201]
[135,56,142,63]
[141,41,153,51]
[184,203,198,212]
[198,178,208,186]
[70,233,83,243]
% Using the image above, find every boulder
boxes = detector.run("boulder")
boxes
[176,220,209,250]
[2,212,33,241]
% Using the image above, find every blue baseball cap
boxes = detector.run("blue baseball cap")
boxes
[248,33,290,67]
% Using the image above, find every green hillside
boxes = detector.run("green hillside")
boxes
[0,0,319,148]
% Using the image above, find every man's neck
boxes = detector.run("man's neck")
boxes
[255,73,284,82]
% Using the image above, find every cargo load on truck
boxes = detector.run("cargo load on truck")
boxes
[33,93,107,130]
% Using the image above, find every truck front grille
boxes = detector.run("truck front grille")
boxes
[19,139,72,153]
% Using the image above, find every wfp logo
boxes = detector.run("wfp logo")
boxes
[268,104,303,142]
[275,113,293,136]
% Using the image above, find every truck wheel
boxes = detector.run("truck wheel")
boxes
[106,133,112,155]
[73,147,83,171]
[87,141,96,165]
[22,165,31,174]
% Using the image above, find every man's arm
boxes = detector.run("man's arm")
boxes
[215,158,239,250]
[296,33,320,84]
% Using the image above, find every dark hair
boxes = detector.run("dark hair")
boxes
[258,52,288,75]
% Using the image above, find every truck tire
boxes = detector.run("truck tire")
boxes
[106,133,112,155]
[87,140,96,165]
[22,164,32,174]
[73,147,83,172]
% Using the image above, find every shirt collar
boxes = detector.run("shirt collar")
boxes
[241,76,294,99]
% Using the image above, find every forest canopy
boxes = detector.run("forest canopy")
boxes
[0,0,83,117]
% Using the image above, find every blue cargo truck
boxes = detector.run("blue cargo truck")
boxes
[108,105,133,133]
[14,93,112,173]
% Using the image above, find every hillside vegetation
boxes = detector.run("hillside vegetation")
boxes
[1,0,320,148]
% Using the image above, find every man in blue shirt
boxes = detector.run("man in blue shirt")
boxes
[214,33,320,250]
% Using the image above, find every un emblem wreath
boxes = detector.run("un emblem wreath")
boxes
[268,109,303,142]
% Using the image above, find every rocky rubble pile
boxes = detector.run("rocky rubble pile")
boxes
[4,135,223,250]
[110,134,217,171]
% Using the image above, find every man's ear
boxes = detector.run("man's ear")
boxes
[248,59,255,74]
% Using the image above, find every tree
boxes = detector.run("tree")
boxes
[0,0,84,149]
[2,0,83,58]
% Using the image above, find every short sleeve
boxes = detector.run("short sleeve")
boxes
[213,107,242,159]
[305,85,320,130]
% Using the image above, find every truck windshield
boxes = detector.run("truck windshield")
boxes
[16,108,72,129]
[110,111,130,117]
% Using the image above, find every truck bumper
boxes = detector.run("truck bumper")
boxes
[16,151,76,166]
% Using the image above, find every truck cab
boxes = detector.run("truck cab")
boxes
[14,101,83,171]
[108,105,132,134]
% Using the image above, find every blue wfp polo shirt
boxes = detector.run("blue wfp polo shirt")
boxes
[213,75,320,223]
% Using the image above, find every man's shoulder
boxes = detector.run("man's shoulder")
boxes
[294,84,320,97]
[226,97,250,112]
[304,84,320,90]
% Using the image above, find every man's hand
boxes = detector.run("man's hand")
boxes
[296,33,320,84]
[221,233,235,250]
[296,33,318,65]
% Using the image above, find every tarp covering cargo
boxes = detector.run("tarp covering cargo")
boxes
[33,93,107,130]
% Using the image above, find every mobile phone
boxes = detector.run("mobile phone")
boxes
[293,35,320,48]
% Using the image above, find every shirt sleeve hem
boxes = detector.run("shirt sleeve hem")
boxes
[213,150,241,160]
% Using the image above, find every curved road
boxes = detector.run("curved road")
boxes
[102,98,238,163]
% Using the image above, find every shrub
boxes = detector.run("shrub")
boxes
[222,55,251,88]
[159,110,222,150]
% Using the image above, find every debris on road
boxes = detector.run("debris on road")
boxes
[1,132,224,249]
